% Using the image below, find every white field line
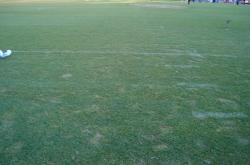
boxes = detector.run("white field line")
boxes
[209,54,238,58]
[13,50,188,56]
[177,82,218,89]
[13,50,244,58]
[165,64,200,68]
[192,112,248,119]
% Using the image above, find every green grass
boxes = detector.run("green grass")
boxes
[0,1,250,164]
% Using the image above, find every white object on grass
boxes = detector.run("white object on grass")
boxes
[0,50,12,58]
[5,50,12,56]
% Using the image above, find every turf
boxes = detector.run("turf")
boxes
[0,1,250,164]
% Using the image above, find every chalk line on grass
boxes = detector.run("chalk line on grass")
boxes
[13,49,205,58]
[177,82,218,89]
[14,50,249,59]
[14,50,187,56]
[192,112,247,120]
[165,64,199,69]
[209,54,238,58]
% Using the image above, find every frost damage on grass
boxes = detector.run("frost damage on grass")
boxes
[192,112,248,120]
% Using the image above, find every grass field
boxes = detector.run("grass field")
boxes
[0,1,250,164]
